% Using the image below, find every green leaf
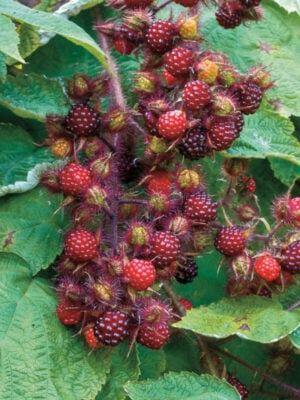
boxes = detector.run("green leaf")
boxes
[268,157,300,187]
[174,296,300,343]
[96,342,140,400]
[0,254,111,400]
[124,372,240,400]
[17,23,42,60]
[273,0,300,14]
[0,73,69,121]
[0,52,7,82]
[0,123,62,196]
[202,0,300,117]
[53,0,104,16]
[0,15,24,63]
[290,326,300,349]
[0,0,108,69]
[0,187,66,275]
[137,345,166,380]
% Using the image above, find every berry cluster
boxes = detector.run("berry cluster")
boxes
[40,0,300,353]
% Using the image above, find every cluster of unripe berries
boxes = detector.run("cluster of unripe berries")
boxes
[40,0,300,355]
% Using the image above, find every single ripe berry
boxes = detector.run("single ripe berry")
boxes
[182,80,211,111]
[254,253,281,282]
[173,0,199,6]
[56,300,82,325]
[151,230,181,268]
[175,257,198,283]
[94,310,130,346]
[239,81,263,114]
[281,241,300,274]
[113,37,136,55]
[137,321,170,349]
[241,176,256,193]
[184,192,218,223]
[124,259,156,291]
[125,0,153,7]
[146,20,176,54]
[226,374,248,400]
[287,198,300,228]
[64,228,98,262]
[215,3,243,29]
[157,110,188,140]
[214,226,246,256]
[164,47,194,77]
[147,170,173,196]
[59,162,91,197]
[66,103,99,136]
[179,127,210,160]
[179,298,193,310]
[208,119,239,151]
[83,326,103,349]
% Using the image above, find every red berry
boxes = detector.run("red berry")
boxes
[287,198,300,228]
[164,47,194,77]
[157,110,188,140]
[184,192,218,223]
[125,0,153,7]
[179,298,193,310]
[208,118,239,151]
[151,230,181,268]
[281,241,300,274]
[94,310,130,346]
[59,162,91,197]
[113,37,136,54]
[173,0,199,6]
[66,103,99,136]
[179,127,211,160]
[216,3,243,29]
[64,228,98,262]
[214,226,246,256]
[241,176,256,193]
[56,300,82,325]
[175,257,198,283]
[226,374,248,400]
[239,81,263,114]
[83,326,104,349]
[182,80,211,111]
[147,170,173,195]
[137,321,170,349]
[254,253,281,282]
[124,259,156,291]
[146,20,176,54]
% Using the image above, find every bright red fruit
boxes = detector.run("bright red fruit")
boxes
[147,170,173,195]
[281,241,300,274]
[146,20,176,54]
[94,310,130,346]
[164,47,194,77]
[66,103,99,136]
[151,230,181,268]
[288,198,300,228]
[137,321,170,349]
[83,326,103,349]
[64,228,98,262]
[226,374,249,400]
[214,226,246,256]
[56,300,82,325]
[124,259,156,291]
[59,162,91,197]
[184,191,218,223]
[182,80,211,110]
[157,110,188,140]
[254,253,281,282]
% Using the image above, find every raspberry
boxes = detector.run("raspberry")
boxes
[83,326,103,349]
[137,321,170,349]
[147,170,173,195]
[157,110,188,140]
[125,0,153,7]
[146,20,176,54]
[56,300,82,325]
[173,0,199,6]
[175,257,198,283]
[254,253,281,282]
[216,3,243,29]
[239,81,263,114]
[124,259,156,291]
[59,162,91,197]
[66,103,99,136]
[162,70,182,86]
[226,374,248,400]
[241,176,256,193]
[179,298,193,310]
[94,310,130,346]
[208,118,239,151]
[179,127,210,160]
[287,198,300,228]
[232,112,245,134]
[64,228,98,262]
[281,241,300,274]
[184,192,218,223]
[214,226,246,256]
[151,230,181,268]
[113,37,136,55]
[182,80,211,111]
[164,47,194,77]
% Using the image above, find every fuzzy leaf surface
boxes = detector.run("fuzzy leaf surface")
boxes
[0,187,65,275]
[137,345,166,380]
[0,123,60,196]
[174,296,300,343]
[0,14,24,63]
[269,157,300,186]
[0,0,108,68]
[0,255,110,400]
[0,73,69,121]
[0,52,7,81]
[124,372,240,400]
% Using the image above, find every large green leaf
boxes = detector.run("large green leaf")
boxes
[273,0,300,14]
[137,345,166,380]
[96,342,140,400]
[0,123,62,196]
[202,0,300,117]
[174,296,300,343]
[0,15,24,63]
[124,372,240,400]
[0,187,66,275]
[0,52,7,81]
[0,254,110,400]
[0,73,69,121]
[269,157,300,187]
[0,0,108,69]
